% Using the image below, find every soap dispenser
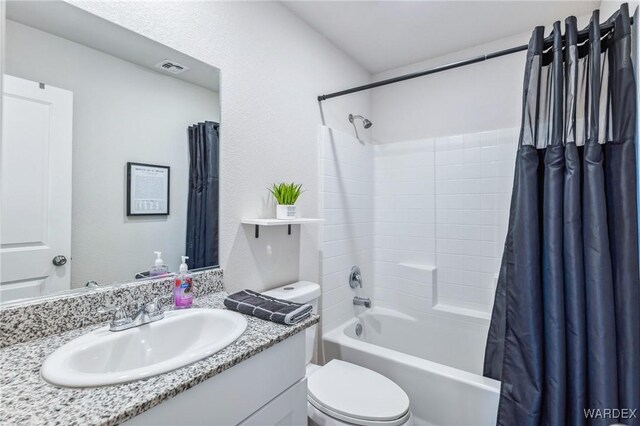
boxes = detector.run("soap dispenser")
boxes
[174,256,193,309]
[149,251,168,277]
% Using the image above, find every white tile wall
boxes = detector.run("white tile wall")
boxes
[320,126,518,374]
[434,128,517,316]
[370,128,516,318]
[320,126,374,333]
[372,139,436,312]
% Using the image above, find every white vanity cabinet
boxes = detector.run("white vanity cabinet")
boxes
[126,332,307,426]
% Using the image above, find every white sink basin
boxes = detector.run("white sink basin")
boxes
[41,308,247,387]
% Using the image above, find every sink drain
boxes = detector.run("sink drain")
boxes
[355,323,363,336]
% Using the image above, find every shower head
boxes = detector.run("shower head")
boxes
[349,114,372,128]
[348,114,372,141]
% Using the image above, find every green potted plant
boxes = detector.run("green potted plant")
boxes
[269,182,304,219]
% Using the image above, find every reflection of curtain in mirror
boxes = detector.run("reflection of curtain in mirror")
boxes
[186,121,219,269]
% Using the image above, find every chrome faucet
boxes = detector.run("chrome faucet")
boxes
[99,295,172,332]
[353,296,371,308]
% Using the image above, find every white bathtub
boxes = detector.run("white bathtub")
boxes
[322,308,500,426]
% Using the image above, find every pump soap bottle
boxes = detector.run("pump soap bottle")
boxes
[174,256,193,309]
[149,251,168,277]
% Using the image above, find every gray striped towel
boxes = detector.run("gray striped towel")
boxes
[223,289,312,325]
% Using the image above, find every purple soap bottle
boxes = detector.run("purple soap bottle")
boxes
[174,256,193,309]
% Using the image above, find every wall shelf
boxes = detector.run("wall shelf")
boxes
[241,218,324,238]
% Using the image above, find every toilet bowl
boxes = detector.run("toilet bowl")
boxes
[263,282,413,426]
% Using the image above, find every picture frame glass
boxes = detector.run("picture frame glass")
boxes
[127,163,170,216]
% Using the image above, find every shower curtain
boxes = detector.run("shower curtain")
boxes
[483,5,639,426]
[186,121,219,269]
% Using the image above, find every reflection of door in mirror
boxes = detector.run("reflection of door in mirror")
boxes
[1,75,73,301]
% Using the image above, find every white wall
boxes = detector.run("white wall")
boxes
[600,0,638,16]
[69,0,372,293]
[5,20,220,287]
[370,33,527,144]
[0,5,4,267]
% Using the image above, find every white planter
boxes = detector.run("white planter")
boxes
[276,204,297,220]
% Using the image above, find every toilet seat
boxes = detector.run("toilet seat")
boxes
[307,360,410,426]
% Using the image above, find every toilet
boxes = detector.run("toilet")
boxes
[263,282,413,426]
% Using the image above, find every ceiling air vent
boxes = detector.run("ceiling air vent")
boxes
[155,60,189,74]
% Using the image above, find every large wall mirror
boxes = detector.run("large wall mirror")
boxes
[1,1,221,304]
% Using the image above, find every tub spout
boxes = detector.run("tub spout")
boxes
[353,296,371,308]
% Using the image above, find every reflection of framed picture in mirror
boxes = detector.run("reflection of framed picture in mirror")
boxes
[126,162,170,216]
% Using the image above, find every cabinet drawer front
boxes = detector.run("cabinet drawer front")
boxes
[126,332,306,426]
[239,379,307,426]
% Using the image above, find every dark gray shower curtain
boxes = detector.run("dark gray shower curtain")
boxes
[186,121,219,269]
[484,5,639,426]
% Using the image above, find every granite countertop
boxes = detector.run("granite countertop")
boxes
[0,291,318,426]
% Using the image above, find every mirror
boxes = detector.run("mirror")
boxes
[1,1,221,304]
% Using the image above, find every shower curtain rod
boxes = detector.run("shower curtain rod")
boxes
[316,16,634,102]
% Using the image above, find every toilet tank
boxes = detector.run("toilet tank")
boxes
[262,281,320,365]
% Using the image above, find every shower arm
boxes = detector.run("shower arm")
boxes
[349,114,361,140]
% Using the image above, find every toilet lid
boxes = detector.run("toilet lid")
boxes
[307,360,410,423]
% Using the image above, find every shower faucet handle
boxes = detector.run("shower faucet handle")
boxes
[349,265,363,288]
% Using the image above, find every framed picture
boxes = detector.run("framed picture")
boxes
[127,162,170,216]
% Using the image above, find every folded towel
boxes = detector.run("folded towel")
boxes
[224,289,312,325]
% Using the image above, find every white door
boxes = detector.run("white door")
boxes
[1,75,73,302]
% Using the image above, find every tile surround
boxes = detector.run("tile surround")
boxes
[434,128,516,316]
[372,138,437,315]
[370,128,516,319]
[320,126,518,373]
[320,126,374,333]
